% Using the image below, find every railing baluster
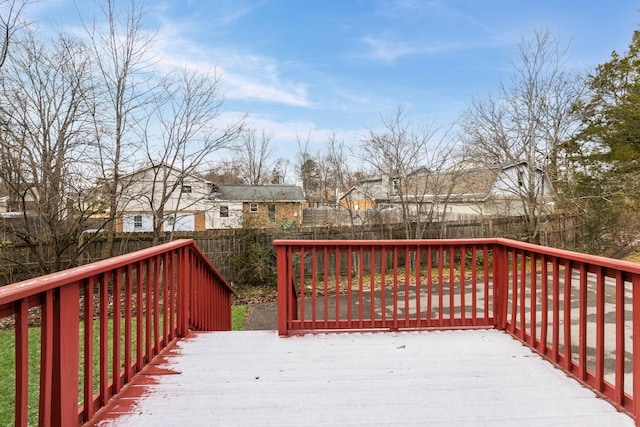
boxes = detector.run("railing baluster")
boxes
[299,246,306,328]
[484,245,490,325]
[347,248,353,329]
[370,246,375,328]
[100,273,109,405]
[381,248,387,326]
[438,247,443,322]
[416,246,422,328]
[578,263,587,381]
[471,246,477,326]
[40,289,54,426]
[404,246,410,327]
[136,261,143,369]
[519,251,526,339]
[15,298,28,427]
[539,255,548,355]
[113,268,122,394]
[595,266,605,392]
[125,265,133,384]
[563,259,573,372]
[510,249,518,334]
[427,246,433,327]
[633,274,640,421]
[323,246,329,328]
[335,246,341,325]
[552,257,560,364]
[460,246,466,326]
[312,247,317,329]
[529,252,537,347]
[153,257,160,354]
[615,270,625,404]
[162,253,169,344]
[449,246,455,325]
[82,279,94,422]
[358,247,364,328]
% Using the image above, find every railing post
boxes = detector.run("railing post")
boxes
[277,244,289,336]
[51,283,79,427]
[177,247,190,337]
[493,244,509,330]
[633,275,640,425]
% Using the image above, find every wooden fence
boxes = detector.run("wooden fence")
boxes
[0,214,579,286]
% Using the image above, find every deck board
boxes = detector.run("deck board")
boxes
[88,329,634,426]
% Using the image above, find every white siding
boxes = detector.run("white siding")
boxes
[163,214,195,231]
[122,213,154,232]
[206,201,243,229]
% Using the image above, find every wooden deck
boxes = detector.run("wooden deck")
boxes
[87,329,633,426]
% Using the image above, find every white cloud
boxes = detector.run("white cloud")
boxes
[360,33,469,63]
[150,20,311,107]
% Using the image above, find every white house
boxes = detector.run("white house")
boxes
[340,162,555,220]
[117,164,213,232]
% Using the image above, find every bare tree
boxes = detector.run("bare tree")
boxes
[460,29,582,242]
[360,106,457,239]
[323,132,366,233]
[140,67,245,244]
[0,30,99,275]
[237,128,274,185]
[204,158,245,184]
[0,0,29,69]
[81,0,159,257]
[296,132,320,207]
[270,157,290,184]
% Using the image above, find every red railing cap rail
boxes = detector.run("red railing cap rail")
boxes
[0,239,233,305]
[493,237,640,275]
[273,238,499,247]
[273,237,640,275]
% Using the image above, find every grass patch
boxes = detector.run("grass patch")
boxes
[0,327,40,426]
[232,305,248,330]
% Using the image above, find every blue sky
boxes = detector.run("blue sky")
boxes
[27,1,640,161]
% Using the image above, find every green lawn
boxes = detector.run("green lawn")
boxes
[232,304,248,330]
[0,327,40,426]
[0,305,247,425]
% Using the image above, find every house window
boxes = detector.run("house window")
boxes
[181,185,192,194]
[133,215,143,229]
[268,204,276,222]
[250,203,258,212]
[220,205,229,218]
[392,178,399,191]
[166,215,175,226]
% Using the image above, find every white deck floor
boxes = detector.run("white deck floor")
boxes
[95,329,634,427]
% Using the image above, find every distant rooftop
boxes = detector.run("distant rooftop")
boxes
[213,185,305,202]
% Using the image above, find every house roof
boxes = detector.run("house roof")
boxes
[341,162,549,204]
[213,185,305,202]
[119,163,212,184]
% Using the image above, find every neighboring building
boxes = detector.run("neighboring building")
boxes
[0,185,39,214]
[339,177,389,211]
[208,185,305,229]
[117,164,213,232]
[339,162,555,220]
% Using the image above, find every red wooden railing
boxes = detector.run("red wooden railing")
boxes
[0,239,233,427]
[275,238,640,423]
